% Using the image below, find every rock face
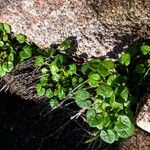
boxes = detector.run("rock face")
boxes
[136,93,150,133]
[121,128,150,150]
[0,0,149,58]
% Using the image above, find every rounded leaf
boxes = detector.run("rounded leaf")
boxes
[3,23,11,33]
[35,56,44,66]
[141,44,150,55]
[102,60,116,70]
[67,64,77,76]
[49,63,59,75]
[16,34,26,43]
[0,41,4,47]
[88,59,101,71]
[86,109,102,127]
[50,98,59,109]
[20,45,32,61]
[119,53,131,66]
[100,130,116,144]
[75,99,91,109]
[75,90,90,101]
[59,39,71,50]
[45,88,53,98]
[0,65,6,77]
[114,115,134,138]
[35,84,45,96]
[2,61,14,72]
[88,72,101,87]
[96,84,114,98]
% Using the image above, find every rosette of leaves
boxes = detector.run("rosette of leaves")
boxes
[0,23,15,77]
[74,59,134,144]
[0,23,33,77]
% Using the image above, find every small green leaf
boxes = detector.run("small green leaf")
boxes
[135,64,146,74]
[61,68,68,77]
[40,77,48,85]
[45,88,53,98]
[2,61,14,72]
[0,23,4,32]
[75,90,90,101]
[88,79,99,87]
[57,85,66,100]
[41,67,48,74]
[89,73,101,81]
[81,64,89,74]
[35,84,45,96]
[0,65,6,77]
[100,129,116,144]
[88,59,101,71]
[50,98,59,109]
[67,64,77,76]
[75,98,91,109]
[16,34,26,43]
[110,95,123,111]
[98,63,110,77]
[52,74,60,82]
[0,41,4,47]
[102,60,116,70]
[35,56,44,66]
[119,53,131,66]
[107,74,117,86]
[72,77,77,86]
[115,86,129,102]
[75,90,91,108]
[48,48,56,56]
[49,63,59,75]
[8,53,14,61]
[59,39,71,50]
[86,109,102,127]
[96,84,114,98]
[2,34,9,41]
[54,54,64,65]
[3,23,11,33]
[120,86,129,101]
[20,45,32,61]
[88,72,101,87]
[141,44,150,55]
[114,115,134,138]
[78,77,84,83]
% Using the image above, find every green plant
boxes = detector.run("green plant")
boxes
[34,43,135,143]
[0,23,34,77]
[0,23,149,144]
[0,23,14,77]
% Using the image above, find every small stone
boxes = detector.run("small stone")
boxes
[136,93,150,133]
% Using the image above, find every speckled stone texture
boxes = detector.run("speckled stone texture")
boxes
[136,94,150,133]
[0,0,149,58]
[121,128,150,150]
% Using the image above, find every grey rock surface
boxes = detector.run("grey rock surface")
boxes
[136,94,150,133]
[0,0,150,58]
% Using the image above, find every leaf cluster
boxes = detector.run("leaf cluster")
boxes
[0,23,149,144]
[0,23,34,77]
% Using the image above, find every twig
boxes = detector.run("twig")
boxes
[71,108,86,120]
[0,78,13,92]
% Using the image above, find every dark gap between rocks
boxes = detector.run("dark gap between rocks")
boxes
[0,91,120,150]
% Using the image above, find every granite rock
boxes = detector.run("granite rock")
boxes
[136,93,150,133]
[0,0,149,58]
